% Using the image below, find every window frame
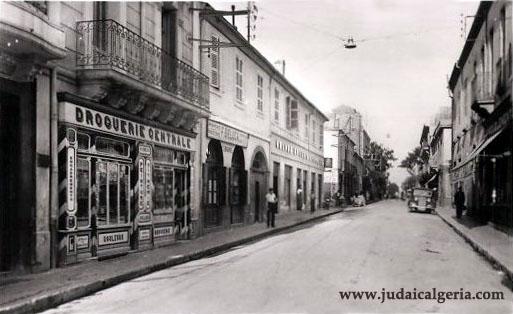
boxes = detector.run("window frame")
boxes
[235,56,244,103]
[257,74,264,112]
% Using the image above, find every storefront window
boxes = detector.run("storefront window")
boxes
[97,160,130,225]
[76,158,90,227]
[108,163,118,225]
[153,167,174,213]
[97,161,108,225]
[119,164,129,223]
[96,137,129,157]
[77,133,90,151]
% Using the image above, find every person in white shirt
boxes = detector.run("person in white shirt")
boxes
[265,188,277,227]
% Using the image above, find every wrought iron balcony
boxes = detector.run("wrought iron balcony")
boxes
[76,19,209,109]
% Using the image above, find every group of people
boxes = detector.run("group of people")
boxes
[265,185,317,228]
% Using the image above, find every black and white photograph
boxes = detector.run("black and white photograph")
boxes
[0,0,512,313]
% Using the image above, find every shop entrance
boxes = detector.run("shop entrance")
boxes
[0,92,19,272]
[204,140,224,227]
[250,150,268,223]
[230,146,246,224]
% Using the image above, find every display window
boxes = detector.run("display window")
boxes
[153,145,191,217]
[75,130,132,228]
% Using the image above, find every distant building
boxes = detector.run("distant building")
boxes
[324,105,369,202]
[429,107,453,207]
[448,1,512,228]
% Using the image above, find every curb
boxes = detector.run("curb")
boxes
[435,210,513,283]
[0,208,344,314]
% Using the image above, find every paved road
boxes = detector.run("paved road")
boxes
[44,200,512,314]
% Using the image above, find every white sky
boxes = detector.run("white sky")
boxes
[212,0,479,186]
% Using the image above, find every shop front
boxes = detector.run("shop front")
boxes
[202,120,249,228]
[57,99,195,265]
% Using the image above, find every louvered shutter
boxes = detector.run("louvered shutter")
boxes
[210,35,219,88]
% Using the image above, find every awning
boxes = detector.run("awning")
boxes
[452,127,504,171]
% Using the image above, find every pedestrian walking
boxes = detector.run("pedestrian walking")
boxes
[266,188,277,227]
[454,185,465,219]
[296,185,303,211]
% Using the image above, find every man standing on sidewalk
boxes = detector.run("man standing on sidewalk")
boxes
[266,188,277,228]
[296,185,303,211]
[454,186,465,219]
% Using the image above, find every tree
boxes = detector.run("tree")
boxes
[401,175,418,191]
[387,182,399,197]
[399,146,428,175]
[365,141,396,200]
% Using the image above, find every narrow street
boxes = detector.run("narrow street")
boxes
[43,200,512,314]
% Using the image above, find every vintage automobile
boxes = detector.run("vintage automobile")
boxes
[407,188,435,213]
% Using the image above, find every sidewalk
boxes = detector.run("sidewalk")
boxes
[0,207,344,314]
[436,206,513,282]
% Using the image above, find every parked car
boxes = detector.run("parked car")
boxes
[407,188,435,213]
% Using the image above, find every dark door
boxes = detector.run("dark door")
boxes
[0,93,19,271]
[254,181,260,222]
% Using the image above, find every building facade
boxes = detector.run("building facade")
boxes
[429,107,453,207]
[1,1,209,272]
[449,1,512,229]
[195,3,327,232]
[323,105,370,202]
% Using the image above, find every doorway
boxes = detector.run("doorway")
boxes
[254,181,260,222]
[0,92,20,271]
[250,150,268,223]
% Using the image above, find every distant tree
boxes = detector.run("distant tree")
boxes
[401,175,418,191]
[387,182,399,197]
[399,146,428,175]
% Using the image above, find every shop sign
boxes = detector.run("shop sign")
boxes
[324,158,333,168]
[59,102,195,151]
[139,144,152,156]
[138,159,145,210]
[139,229,151,241]
[207,120,248,147]
[145,159,152,211]
[76,235,89,250]
[67,147,76,213]
[273,138,324,168]
[98,231,128,246]
[138,212,151,223]
[154,226,173,238]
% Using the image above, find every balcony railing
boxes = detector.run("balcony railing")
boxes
[76,19,209,109]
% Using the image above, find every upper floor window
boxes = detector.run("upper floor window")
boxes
[319,124,323,148]
[312,119,317,144]
[274,88,280,123]
[210,35,220,88]
[235,56,243,102]
[257,75,263,112]
[304,113,309,137]
[285,96,298,129]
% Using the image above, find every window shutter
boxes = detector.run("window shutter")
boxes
[285,96,291,129]
[290,99,298,129]
[210,36,219,88]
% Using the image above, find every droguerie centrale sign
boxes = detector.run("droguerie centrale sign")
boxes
[59,102,195,151]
